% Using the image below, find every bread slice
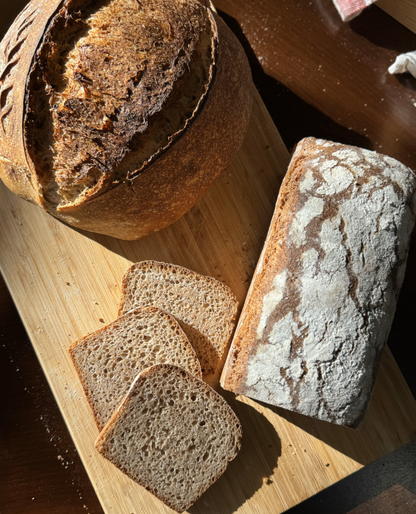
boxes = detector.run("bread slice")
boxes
[69,307,202,430]
[95,364,242,513]
[118,261,239,375]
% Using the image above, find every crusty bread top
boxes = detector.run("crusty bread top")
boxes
[118,260,239,375]
[95,364,242,513]
[221,137,416,427]
[69,306,202,430]
[0,1,253,240]
[0,0,61,206]
[25,0,214,207]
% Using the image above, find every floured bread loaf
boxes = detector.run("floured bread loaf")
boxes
[119,261,239,375]
[221,137,416,428]
[0,0,252,240]
[95,364,242,513]
[69,307,202,429]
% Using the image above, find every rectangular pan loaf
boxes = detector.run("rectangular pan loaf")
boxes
[221,137,416,428]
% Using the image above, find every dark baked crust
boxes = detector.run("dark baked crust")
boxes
[51,11,253,239]
[0,0,253,240]
[0,0,62,206]
[25,0,215,204]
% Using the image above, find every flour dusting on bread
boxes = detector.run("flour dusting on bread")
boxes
[221,137,416,428]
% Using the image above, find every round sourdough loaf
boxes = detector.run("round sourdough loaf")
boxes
[0,0,252,239]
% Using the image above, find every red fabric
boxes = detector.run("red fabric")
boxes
[332,0,376,21]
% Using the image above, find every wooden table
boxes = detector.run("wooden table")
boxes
[1,0,416,513]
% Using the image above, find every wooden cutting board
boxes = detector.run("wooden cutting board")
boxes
[377,0,416,35]
[1,87,416,514]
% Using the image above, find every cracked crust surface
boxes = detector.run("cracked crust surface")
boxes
[0,0,253,240]
[221,137,416,428]
[26,0,213,206]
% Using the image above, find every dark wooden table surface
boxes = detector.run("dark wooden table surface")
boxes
[1,0,416,512]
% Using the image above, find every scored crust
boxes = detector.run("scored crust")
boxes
[95,364,242,512]
[69,306,202,430]
[0,0,253,240]
[26,0,215,206]
[0,0,60,206]
[118,260,239,375]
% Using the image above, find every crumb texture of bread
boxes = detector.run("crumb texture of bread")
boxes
[95,364,242,513]
[118,261,239,375]
[69,307,202,430]
[221,137,416,428]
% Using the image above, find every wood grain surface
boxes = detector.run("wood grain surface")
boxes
[1,83,416,514]
[2,1,416,513]
[378,0,416,35]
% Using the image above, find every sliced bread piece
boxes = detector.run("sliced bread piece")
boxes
[69,307,202,430]
[95,364,242,513]
[118,261,239,375]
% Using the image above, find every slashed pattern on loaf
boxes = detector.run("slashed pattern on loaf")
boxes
[25,0,213,205]
[224,138,416,427]
[119,261,239,375]
[69,307,202,430]
[96,364,242,513]
[0,1,38,138]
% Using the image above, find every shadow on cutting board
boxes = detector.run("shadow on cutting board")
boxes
[284,438,416,514]
[189,389,282,514]
[349,4,416,54]
[254,342,416,467]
